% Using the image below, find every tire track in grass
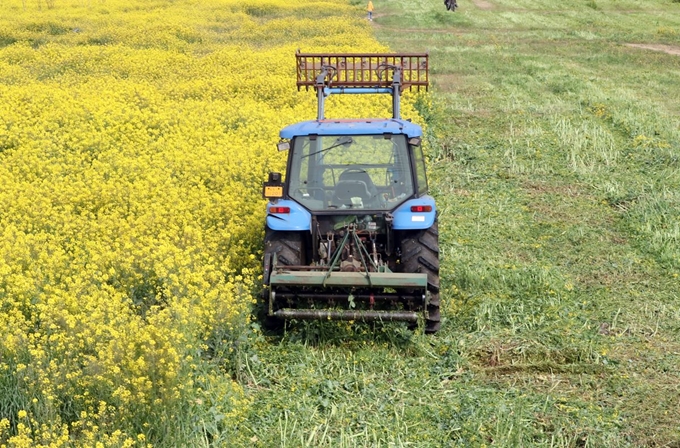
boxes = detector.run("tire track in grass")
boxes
[471,0,494,10]
[625,43,680,56]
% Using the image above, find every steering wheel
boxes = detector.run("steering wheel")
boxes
[294,187,325,200]
[340,168,369,178]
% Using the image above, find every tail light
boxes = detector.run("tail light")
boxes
[269,206,290,214]
[410,205,432,213]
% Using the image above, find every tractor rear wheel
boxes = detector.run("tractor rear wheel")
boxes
[263,229,304,283]
[399,221,440,333]
[262,229,304,328]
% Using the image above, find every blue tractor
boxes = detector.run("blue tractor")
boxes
[262,52,440,333]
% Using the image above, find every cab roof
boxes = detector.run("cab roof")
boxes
[279,118,423,139]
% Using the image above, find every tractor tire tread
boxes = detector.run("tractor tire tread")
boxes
[264,230,303,267]
[399,222,441,334]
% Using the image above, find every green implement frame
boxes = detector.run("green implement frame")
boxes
[267,225,430,323]
[270,271,427,289]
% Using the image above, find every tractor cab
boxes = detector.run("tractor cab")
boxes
[284,121,428,213]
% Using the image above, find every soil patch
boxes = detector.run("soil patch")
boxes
[625,43,680,56]
[471,0,494,10]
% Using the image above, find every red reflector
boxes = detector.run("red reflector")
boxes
[269,206,290,214]
[410,205,432,213]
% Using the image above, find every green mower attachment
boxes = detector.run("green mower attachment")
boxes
[266,224,431,324]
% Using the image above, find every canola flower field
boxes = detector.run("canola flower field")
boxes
[0,0,423,445]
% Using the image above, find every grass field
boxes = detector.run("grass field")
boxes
[239,0,680,446]
[1,0,679,446]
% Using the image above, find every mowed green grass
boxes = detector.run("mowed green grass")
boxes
[238,1,680,446]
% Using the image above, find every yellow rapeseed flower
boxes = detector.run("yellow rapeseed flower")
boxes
[0,0,425,445]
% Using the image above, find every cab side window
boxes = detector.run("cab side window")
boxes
[413,145,428,195]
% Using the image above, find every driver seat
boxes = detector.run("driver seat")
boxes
[332,169,378,207]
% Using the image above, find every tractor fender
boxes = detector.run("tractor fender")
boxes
[265,199,311,231]
[391,196,437,230]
